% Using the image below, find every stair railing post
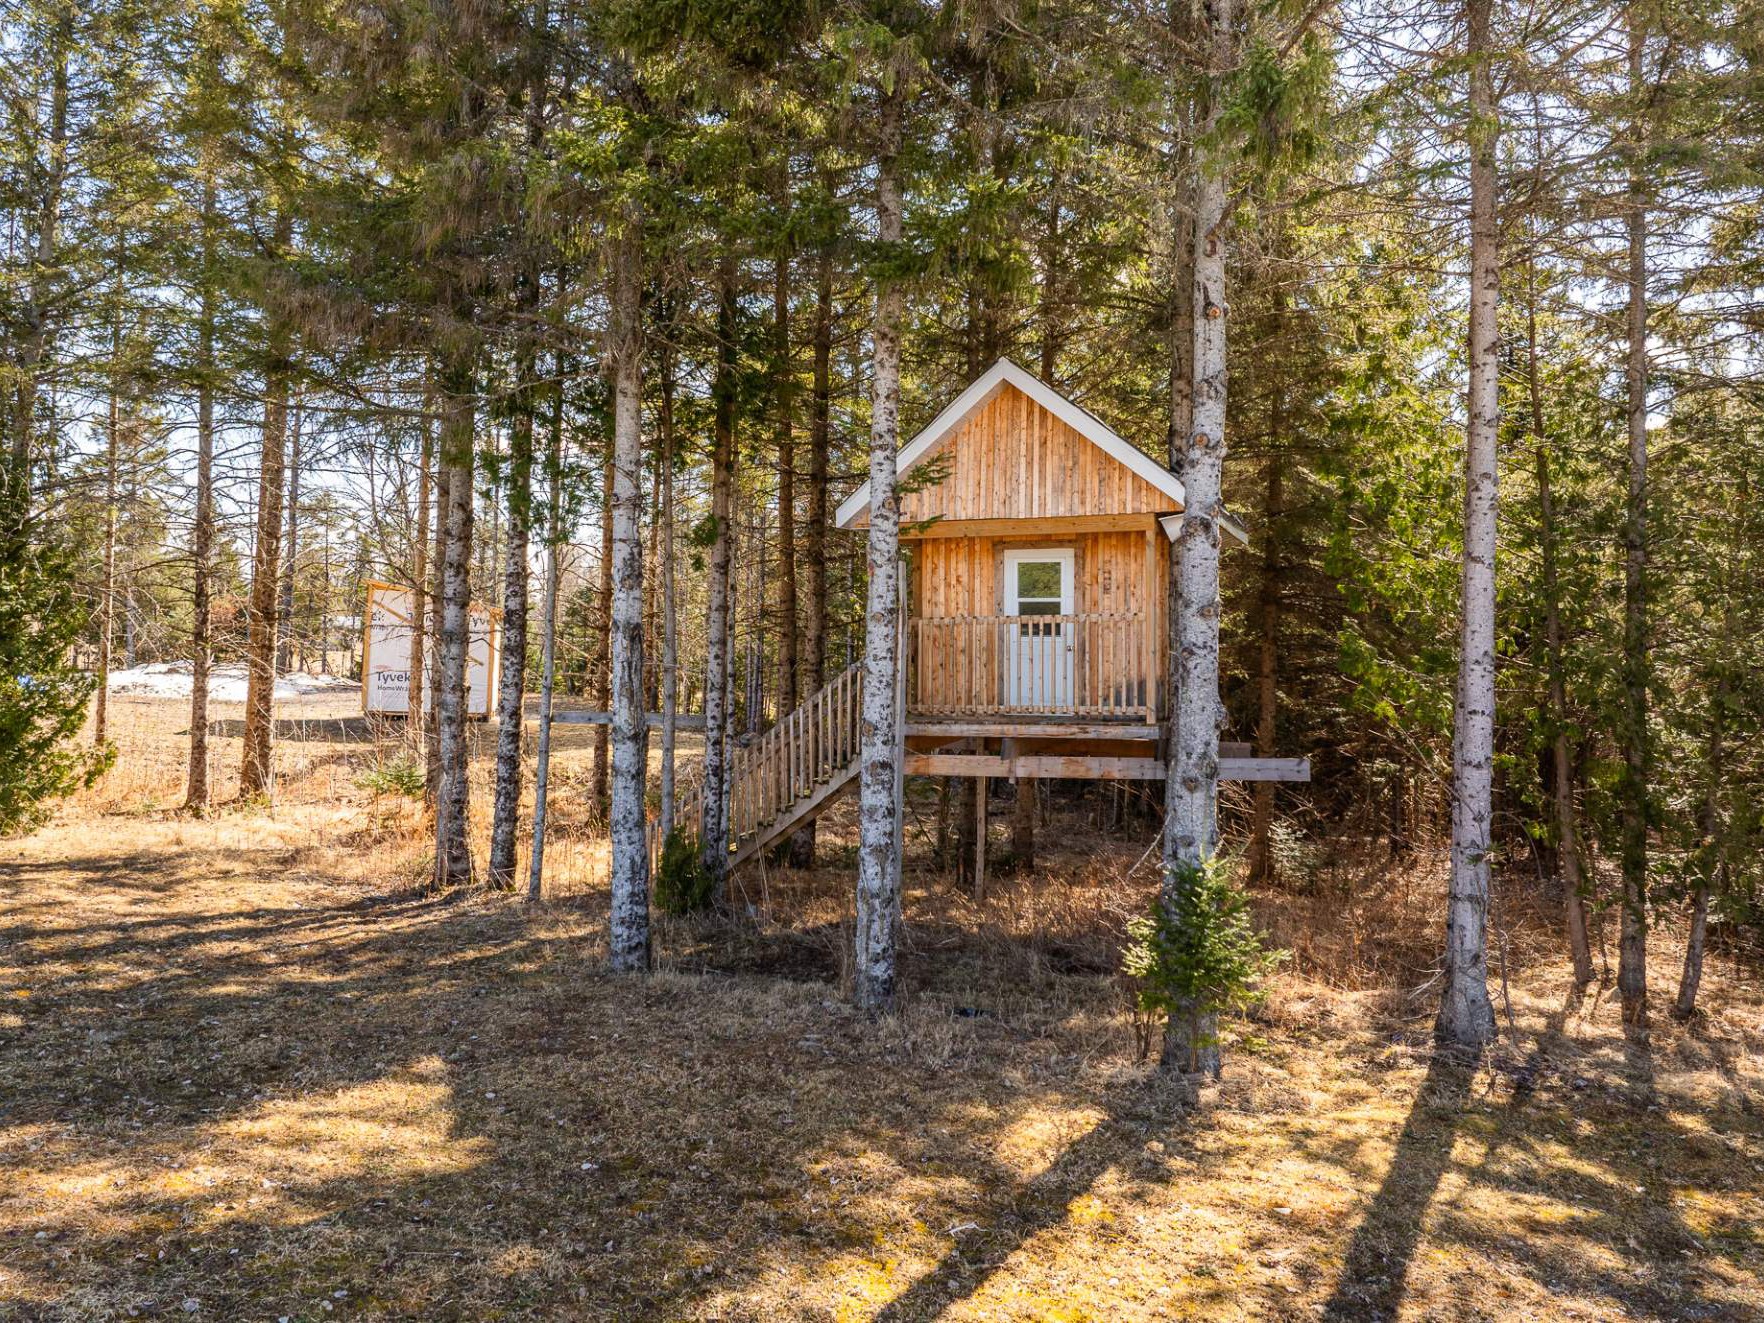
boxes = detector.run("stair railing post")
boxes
[894,593,907,885]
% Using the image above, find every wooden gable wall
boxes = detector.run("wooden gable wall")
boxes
[896,383,1172,524]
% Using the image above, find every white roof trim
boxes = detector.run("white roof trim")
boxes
[835,358,1207,532]
[1161,511,1251,547]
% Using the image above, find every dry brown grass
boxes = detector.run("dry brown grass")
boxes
[1,696,1760,1320]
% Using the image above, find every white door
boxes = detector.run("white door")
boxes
[1003,549,1074,709]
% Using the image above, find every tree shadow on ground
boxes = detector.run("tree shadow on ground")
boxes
[871,1079,1192,1321]
[1320,1047,1481,1321]
[3,844,1200,1320]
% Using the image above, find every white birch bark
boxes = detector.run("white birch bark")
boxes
[607,215,650,972]
[1160,0,1235,1080]
[433,380,476,889]
[853,83,906,1016]
[658,335,679,843]
[1436,0,1500,1050]
[489,333,537,888]
[700,261,738,887]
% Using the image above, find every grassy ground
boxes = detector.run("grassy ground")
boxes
[1,696,1760,1321]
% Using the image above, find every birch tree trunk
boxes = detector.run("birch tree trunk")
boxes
[591,439,613,813]
[700,259,738,889]
[528,363,566,902]
[658,333,680,844]
[1160,0,1236,1080]
[432,374,476,888]
[1435,0,1500,1051]
[853,82,906,1016]
[409,411,433,731]
[606,214,651,972]
[489,286,539,889]
[1617,12,1651,1033]
[185,175,217,812]
[487,394,532,889]
[240,261,292,800]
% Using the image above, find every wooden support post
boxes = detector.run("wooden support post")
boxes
[973,774,988,902]
[1143,524,1158,721]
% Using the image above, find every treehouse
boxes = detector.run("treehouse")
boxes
[659,359,1304,876]
[838,357,1246,743]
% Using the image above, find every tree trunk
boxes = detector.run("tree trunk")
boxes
[95,311,121,748]
[277,397,303,673]
[432,369,476,888]
[606,212,651,972]
[853,83,907,1016]
[1161,0,1236,1080]
[425,450,450,803]
[1436,0,1500,1051]
[782,249,822,867]
[1038,172,1063,382]
[1675,652,1727,1019]
[774,253,799,720]
[240,227,292,799]
[528,358,566,902]
[185,176,217,812]
[8,11,69,486]
[1011,777,1035,869]
[1617,13,1651,1034]
[955,775,978,889]
[1246,450,1281,884]
[591,435,613,814]
[700,258,738,888]
[658,329,680,844]
[488,369,534,890]
[409,408,433,731]
[1526,250,1595,985]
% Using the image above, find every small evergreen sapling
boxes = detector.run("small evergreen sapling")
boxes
[1125,858,1285,1072]
[655,826,716,915]
[0,524,111,834]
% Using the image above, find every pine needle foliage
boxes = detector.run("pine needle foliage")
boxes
[1125,859,1285,1065]
[0,522,111,835]
[655,826,716,914]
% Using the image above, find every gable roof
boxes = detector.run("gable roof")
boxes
[834,358,1248,544]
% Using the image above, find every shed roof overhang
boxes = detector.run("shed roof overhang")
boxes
[834,358,1248,545]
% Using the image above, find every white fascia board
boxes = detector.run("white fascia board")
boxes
[1160,511,1251,546]
[835,358,1192,529]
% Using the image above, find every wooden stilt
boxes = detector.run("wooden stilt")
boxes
[973,776,988,902]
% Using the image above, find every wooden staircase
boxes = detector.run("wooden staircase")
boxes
[668,662,864,871]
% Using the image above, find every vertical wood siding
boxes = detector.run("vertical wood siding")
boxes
[897,384,1171,523]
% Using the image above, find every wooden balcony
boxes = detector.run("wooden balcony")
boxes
[907,613,1158,721]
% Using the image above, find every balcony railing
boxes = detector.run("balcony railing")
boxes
[907,613,1156,720]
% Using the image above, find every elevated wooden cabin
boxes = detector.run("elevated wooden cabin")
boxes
[837,358,1245,739]
[653,359,1296,877]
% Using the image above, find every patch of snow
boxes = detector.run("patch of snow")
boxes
[104,661,356,702]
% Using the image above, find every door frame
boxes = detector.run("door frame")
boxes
[1001,548,1076,708]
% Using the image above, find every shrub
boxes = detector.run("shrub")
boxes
[655,826,716,915]
[0,518,110,834]
[1123,856,1286,1067]
[357,756,425,799]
